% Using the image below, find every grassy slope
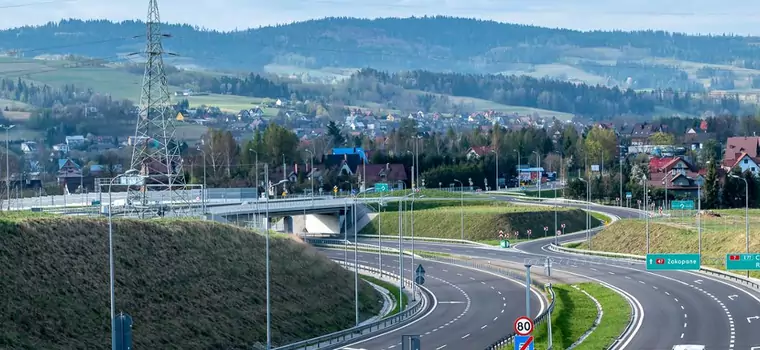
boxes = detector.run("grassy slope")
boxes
[582,210,760,277]
[360,201,595,241]
[0,216,382,349]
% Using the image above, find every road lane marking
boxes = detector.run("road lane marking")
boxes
[481,325,487,329]
[462,334,470,339]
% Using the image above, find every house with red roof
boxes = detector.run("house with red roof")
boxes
[722,137,760,175]
[648,156,704,199]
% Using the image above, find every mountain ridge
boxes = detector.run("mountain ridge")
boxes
[4,16,760,90]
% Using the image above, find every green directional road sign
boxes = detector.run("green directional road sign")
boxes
[500,240,510,248]
[646,253,701,271]
[670,200,695,210]
[374,183,389,192]
[726,253,760,270]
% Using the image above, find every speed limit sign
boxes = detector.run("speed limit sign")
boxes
[514,316,534,335]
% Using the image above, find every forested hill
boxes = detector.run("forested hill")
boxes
[4,17,760,74]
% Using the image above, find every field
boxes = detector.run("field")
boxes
[407,89,575,120]
[518,283,631,350]
[360,201,596,242]
[580,210,760,277]
[0,215,382,349]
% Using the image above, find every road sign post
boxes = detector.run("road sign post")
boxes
[374,183,389,192]
[543,226,548,237]
[646,253,701,270]
[514,335,534,350]
[414,264,426,285]
[726,254,760,270]
[514,316,534,335]
[670,200,695,210]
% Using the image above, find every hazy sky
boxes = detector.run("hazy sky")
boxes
[7,0,760,35]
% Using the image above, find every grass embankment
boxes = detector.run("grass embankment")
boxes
[361,201,599,243]
[360,276,408,316]
[508,283,630,350]
[360,189,478,198]
[0,215,382,349]
[579,210,760,277]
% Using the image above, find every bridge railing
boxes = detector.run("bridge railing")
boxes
[272,260,428,350]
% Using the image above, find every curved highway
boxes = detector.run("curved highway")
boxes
[317,248,544,350]
[355,197,760,349]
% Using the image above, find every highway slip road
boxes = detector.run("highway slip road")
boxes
[507,197,760,349]
[317,248,544,350]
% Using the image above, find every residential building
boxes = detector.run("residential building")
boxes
[65,135,85,147]
[465,146,492,161]
[20,141,37,154]
[648,156,704,199]
[360,163,408,187]
[722,137,760,171]
[682,128,713,151]
[723,152,760,175]
[628,122,667,146]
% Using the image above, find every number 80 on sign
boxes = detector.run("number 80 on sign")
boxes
[514,316,533,336]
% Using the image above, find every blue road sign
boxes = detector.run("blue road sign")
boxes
[625,192,632,199]
[114,313,133,350]
[514,335,534,350]
[415,275,425,285]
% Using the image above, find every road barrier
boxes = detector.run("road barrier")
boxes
[550,244,760,290]
[272,260,429,350]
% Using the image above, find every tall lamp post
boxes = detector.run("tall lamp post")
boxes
[513,149,521,188]
[643,174,650,254]
[578,177,590,247]
[305,149,314,204]
[730,174,750,277]
[197,146,207,214]
[107,168,139,350]
[533,151,541,198]
[0,124,15,210]
[454,179,464,240]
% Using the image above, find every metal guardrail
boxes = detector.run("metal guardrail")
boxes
[354,234,495,248]
[272,260,428,350]
[550,244,760,290]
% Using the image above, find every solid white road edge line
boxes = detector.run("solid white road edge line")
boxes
[339,283,438,347]
[549,267,644,350]
[416,256,547,318]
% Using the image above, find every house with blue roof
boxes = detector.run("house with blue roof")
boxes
[331,147,368,163]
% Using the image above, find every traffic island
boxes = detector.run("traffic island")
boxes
[502,283,630,350]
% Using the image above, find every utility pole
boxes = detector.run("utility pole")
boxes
[128,0,189,217]
[264,163,271,350]
[0,124,14,211]
[353,200,359,326]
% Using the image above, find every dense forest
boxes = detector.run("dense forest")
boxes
[5,17,760,75]
[325,69,745,119]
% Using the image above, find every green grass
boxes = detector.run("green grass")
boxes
[579,283,631,349]
[182,94,275,113]
[590,212,613,225]
[523,188,563,198]
[519,283,630,350]
[361,275,408,316]
[582,211,760,277]
[360,189,478,199]
[362,203,598,241]
[0,216,382,349]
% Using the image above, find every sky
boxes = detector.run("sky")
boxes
[6,0,760,35]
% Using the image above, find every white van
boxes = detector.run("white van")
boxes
[672,345,705,350]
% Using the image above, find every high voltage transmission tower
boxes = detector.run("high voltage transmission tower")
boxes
[125,0,193,218]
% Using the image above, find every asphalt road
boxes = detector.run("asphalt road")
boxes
[317,248,543,350]
[353,197,760,349]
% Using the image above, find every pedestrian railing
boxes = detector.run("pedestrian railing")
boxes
[272,261,429,350]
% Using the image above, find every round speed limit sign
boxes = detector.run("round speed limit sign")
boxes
[514,316,534,335]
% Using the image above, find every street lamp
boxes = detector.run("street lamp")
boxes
[492,148,499,191]
[107,168,139,350]
[578,177,590,247]
[0,124,15,210]
[532,151,541,198]
[454,179,464,240]
[197,145,207,214]
[513,149,521,188]
[643,174,650,254]
[730,173,750,277]
[304,149,314,204]
[263,168,288,350]
[249,149,259,226]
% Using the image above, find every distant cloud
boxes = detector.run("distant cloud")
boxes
[3,0,759,35]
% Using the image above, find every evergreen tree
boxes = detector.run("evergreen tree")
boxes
[703,159,719,209]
